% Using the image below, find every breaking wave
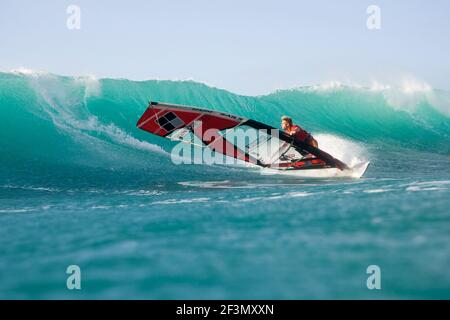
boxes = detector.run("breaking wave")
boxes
[0,71,449,183]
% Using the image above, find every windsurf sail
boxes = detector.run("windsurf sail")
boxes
[136,101,349,171]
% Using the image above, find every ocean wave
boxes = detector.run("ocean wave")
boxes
[1,71,449,179]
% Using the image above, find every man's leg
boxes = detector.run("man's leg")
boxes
[303,138,318,159]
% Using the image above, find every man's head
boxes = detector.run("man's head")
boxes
[281,116,292,130]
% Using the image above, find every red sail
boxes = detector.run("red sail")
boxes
[137,101,348,170]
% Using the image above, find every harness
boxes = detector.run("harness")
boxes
[290,125,312,144]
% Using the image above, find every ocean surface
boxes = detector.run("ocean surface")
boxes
[0,71,449,299]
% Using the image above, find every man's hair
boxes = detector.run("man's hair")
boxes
[281,115,292,125]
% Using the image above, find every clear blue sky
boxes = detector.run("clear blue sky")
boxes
[1,0,449,95]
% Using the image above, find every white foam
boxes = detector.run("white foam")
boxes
[75,74,101,103]
[15,70,168,160]
[239,191,312,202]
[363,189,391,194]
[370,76,449,116]
[405,180,450,192]
[152,197,210,205]
[0,184,61,192]
[178,180,257,189]
[0,208,36,213]
[91,205,112,209]
[313,133,369,167]
[99,119,168,154]
[125,190,165,196]
[380,77,438,114]
[411,180,450,186]
[308,81,363,92]
[406,186,447,192]
[35,83,168,156]
[8,67,48,77]
[282,76,450,117]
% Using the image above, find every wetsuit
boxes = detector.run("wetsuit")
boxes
[287,125,315,146]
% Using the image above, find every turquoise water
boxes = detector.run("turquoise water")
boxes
[0,71,449,299]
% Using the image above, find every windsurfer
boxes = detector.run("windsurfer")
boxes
[281,116,318,148]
